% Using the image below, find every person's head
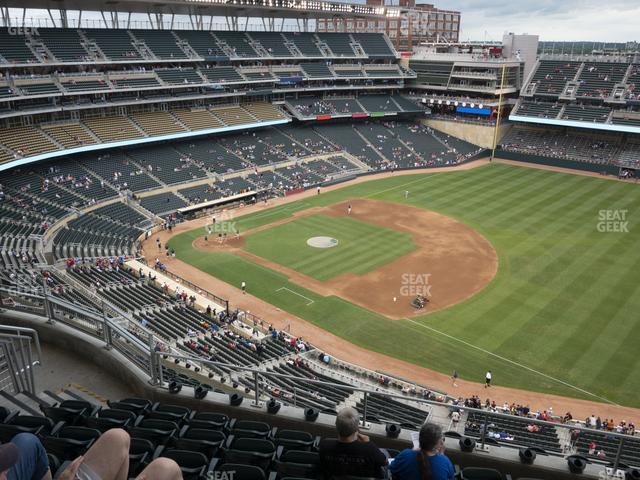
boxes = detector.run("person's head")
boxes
[335,407,360,440]
[419,422,444,453]
[416,423,445,480]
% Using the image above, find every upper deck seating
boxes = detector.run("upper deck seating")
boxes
[214,31,258,58]
[83,29,141,61]
[351,33,396,58]
[0,28,38,63]
[317,33,357,57]
[131,30,188,60]
[174,30,228,60]
[38,28,91,62]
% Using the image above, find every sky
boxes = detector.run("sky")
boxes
[442,0,640,43]
[8,1,640,43]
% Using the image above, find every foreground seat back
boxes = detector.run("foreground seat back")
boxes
[230,420,271,439]
[460,467,504,480]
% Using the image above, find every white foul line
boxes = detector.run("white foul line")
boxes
[405,318,619,406]
[276,287,315,306]
[364,171,447,198]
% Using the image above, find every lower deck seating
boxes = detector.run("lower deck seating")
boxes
[501,126,621,165]
[139,193,188,215]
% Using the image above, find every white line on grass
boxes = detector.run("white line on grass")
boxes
[276,287,315,306]
[364,172,448,199]
[405,318,619,406]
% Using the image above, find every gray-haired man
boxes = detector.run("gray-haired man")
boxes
[318,407,387,478]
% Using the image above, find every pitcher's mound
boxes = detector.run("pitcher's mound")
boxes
[307,236,339,249]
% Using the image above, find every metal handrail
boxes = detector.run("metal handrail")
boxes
[1,286,637,471]
[0,326,42,395]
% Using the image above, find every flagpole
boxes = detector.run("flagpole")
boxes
[491,63,508,161]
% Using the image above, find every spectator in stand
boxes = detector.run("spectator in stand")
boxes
[319,407,387,478]
[390,423,455,480]
[0,430,182,480]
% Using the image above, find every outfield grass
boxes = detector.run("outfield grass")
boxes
[243,213,416,281]
[169,163,640,407]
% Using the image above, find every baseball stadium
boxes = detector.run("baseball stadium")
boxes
[0,0,638,478]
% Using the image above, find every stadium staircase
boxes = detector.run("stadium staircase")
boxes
[351,125,389,164]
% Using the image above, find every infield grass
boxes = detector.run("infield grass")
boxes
[243,213,416,281]
[169,163,640,407]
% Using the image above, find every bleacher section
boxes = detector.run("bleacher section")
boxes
[174,30,228,60]
[83,116,143,143]
[0,28,400,65]
[287,95,423,119]
[501,126,622,165]
[126,146,206,185]
[249,32,293,57]
[562,104,611,123]
[84,29,141,61]
[0,126,58,157]
[214,31,259,58]
[130,111,187,136]
[201,67,244,83]
[17,81,60,96]
[131,30,188,60]
[171,109,223,131]
[516,100,562,119]
[54,204,145,259]
[530,60,581,98]
[300,62,333,78]
[284,32,322,57]
[466,411,562,453]
[156,68,203,85]
[140,193,188,215]
[317,33,357,57]
[351,33,396,58]
[60,78,108,92]
[576,62,628,99]
[0,28,38,63]
[314,123,385,168]
[0,103,291,165]
[38,28,91,62]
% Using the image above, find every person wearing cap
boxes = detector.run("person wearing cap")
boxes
[1,429,182,480]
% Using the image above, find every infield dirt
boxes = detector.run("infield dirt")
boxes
[193,198,498,319]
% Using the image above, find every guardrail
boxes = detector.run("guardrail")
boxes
[153,352,636,472]
[0,325,42,395]
[2,283,638,473]
[148,266,230,314]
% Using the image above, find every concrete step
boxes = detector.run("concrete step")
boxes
[0,390,41,416]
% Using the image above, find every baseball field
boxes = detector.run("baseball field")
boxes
[168,162,640,408]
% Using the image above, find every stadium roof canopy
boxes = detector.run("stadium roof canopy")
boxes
[2,0,402,21]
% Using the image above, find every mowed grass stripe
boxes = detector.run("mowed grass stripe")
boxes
[243,213,415,281]
[279,215,406,276]
[451,180,634,349]
[169,164,640,407]
[286,215,401,272]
